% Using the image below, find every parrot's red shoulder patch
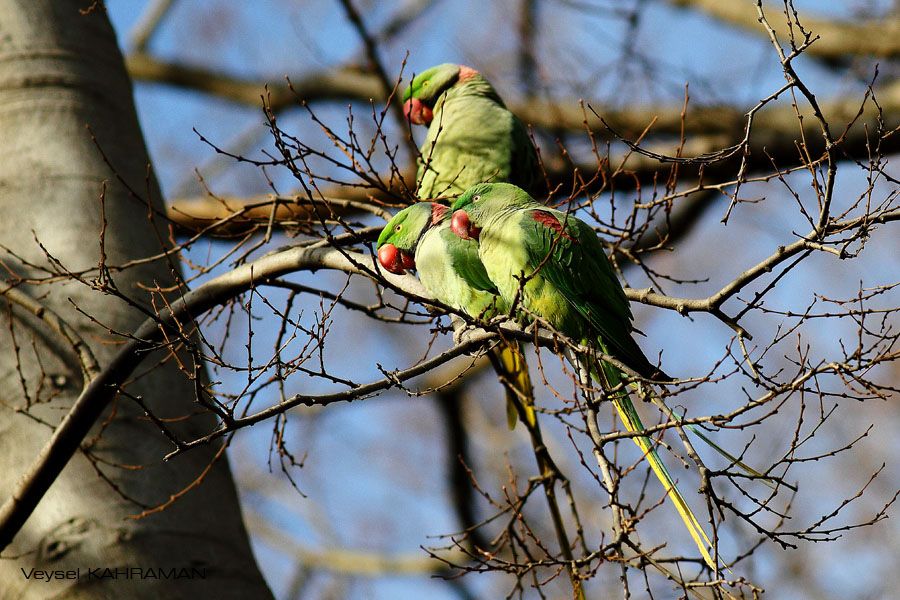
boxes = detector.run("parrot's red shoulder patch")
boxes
[532,210,576,242]
[430,203,448,225]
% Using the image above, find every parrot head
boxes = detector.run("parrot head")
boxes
[377,202,449,274]
[402,63,478,125]
[450,182,526,240]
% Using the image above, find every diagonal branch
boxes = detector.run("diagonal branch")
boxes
[667,0,900,61]
[125,53,383,112]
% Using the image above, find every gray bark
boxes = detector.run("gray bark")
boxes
[0,1,272,597]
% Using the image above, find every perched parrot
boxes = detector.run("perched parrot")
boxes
[449,182,719,569]
[376,202,536,429]
[402,63,540,198]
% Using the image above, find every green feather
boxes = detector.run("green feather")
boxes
[455,183,721,569]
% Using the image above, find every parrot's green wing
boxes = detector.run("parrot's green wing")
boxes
[439,227,500,299]
[416,224,499,318]
[518,208,664,378]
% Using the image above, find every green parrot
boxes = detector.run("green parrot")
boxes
[402,63,539,198]
[448,182,718,569]
[376,202,536,429]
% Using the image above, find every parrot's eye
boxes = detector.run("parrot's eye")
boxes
[473,195,481,201]
[394,224,402,232]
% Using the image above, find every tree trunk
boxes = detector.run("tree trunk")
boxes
[0,2,272,597]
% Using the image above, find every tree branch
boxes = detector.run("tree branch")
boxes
[125,52,383,112]
[247,512,468,576]
[166,192,395,235]
[126,52,900,139]
[667,0,900,61]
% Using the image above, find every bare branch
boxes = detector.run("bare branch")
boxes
[668,0,900,61]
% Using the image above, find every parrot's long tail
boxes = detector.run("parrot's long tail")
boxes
[578,349,719,571]
[489,341,536,429]
[605,364,718,570]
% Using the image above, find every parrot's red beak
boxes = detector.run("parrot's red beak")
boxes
[403,97,433,125]
[377,244,415,274]
[451,210,480,240]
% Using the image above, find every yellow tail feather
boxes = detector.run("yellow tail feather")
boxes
[592,354,721,571]
[492,341,536,430]
[611,396,719,571]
